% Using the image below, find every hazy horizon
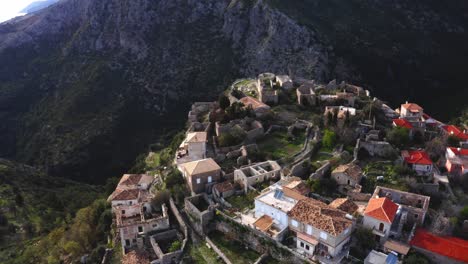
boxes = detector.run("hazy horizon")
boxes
[0,0,38,22]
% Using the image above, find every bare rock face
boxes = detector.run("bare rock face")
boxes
[0,0,341,182]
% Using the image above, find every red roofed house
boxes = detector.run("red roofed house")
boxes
[398,102,425,130]
[363,197,399,242]
[411,229,468,264]
[441,125,468,144]
[392,118,414,137]
[401,150,433,175]
[239,96,271,117]
[445,147,468,177]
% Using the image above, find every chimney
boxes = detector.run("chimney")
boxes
[406,101,408,104]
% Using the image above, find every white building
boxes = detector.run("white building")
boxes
[176,132,207,165]
[363,197,399,243]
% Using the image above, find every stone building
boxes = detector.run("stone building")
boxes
[179,158,222,194]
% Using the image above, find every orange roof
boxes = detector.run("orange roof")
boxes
[411,229,468,263]
[364,197,398,223]
[239,96,270,110]
[393,118,413,129]
[401,103,423,112]
[118,174,153,187]
[401,150,433,165]
[254,215,273,232]
[297,232,319,245]
[329,198,358,214]
[288,198,353,236]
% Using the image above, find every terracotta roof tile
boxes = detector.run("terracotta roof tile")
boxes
[118,174,153,188]
[186,132,208,143]
[288,198,353,236]
[364,197,398,223]
[333,163,363,181]
[180,158,221,176]
[442,125,468,140]
[384,240,410,255]
[213,181,234,193]
[109,189,140,201]
[329,198,358,214]
[239,96,270,110]
[122,250,150,264]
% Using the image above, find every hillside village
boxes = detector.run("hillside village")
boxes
[107,73,468,264]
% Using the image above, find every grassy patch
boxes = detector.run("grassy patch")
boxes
[361,162,410,193]
[183,241,223,264]
[257,131,305,160]
[209,231,260,264]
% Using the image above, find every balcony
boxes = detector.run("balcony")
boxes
[372,227,387,237]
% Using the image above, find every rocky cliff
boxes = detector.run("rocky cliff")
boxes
[0,0,343,183]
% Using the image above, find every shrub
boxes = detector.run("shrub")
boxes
[322,129,337,149]
[387,127,410,148]
[169,240,182,252]
[219,94,230,110]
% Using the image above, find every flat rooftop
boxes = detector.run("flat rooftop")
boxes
[256,188,296,212]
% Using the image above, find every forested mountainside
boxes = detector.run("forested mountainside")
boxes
[0,0,467,184]
[0,159,107,263]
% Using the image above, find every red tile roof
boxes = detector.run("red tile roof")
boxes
[109,189,140,201]
[401,150,433,165]
[442,125,468,140]
[364,197,398,223]
[239,96,270,110]
[410,229,468,263]
[449,147,468,156]
[393,118,413,129]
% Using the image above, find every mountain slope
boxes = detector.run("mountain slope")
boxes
[0,0,338,183]
[267,0,468,119]
[20,0,60,13]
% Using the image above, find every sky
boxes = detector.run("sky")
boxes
[0,0,37,22]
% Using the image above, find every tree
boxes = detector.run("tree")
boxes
[151,190,171,209]
[322,129,337,149]
[447,135,461,147]
[218,94,230,110]
[63,241,81,257]
[404,251,430,264]
[387,127,410,148]
[165,169,184,189]
[168,240,182,252]
[425,137,445,161]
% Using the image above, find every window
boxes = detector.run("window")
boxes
[344,228,349,234]
[347,179,350,185]
[379,223,384,231]
[152,224,158,228]
[138,226,143,233]
[414,214,418,219]
[306,225,313,235]
[196,178,201,184]
[292,220,299,228]
[121,210,125,215]
[300,242,304,248]
[305,245,310,250]
[320,232,327,239]
[132,239,136,243]
[208,176,212,183]
[129,201,133,205]
[125,239,130,246]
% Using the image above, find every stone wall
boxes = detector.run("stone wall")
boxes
[213,210,313,263]
[310,161,331,179]
[184,194,215,235]
[355,139,396,159]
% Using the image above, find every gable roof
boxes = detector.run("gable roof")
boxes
[109,189,140,201]
[401,103,423,113]
[180,158,221,176]
[364,197,399,223]
[442,125,468,140]
[393,118,413,129]
[332,163,363,181]
[185,132,207,143]
[401,150,433,165]
[288,198,353,236]
[410,229,468,263]
[329,198,358,214]
[239,96,270,110]
[448,147,468,156]
[284,180,310,196]
[118,174,153,188]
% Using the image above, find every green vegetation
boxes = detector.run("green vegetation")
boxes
[182,241,223,264]
[350,227,376,259]
[219,94,231,110]
[209,231,260,264]
[169,240,182,252]
[257,131,305,160]
[387,127,410,148]
[226,191,258,210]
[306,177,337,196]
[404,250,430,264]
[361,162,411,193]
[322,129,337,150]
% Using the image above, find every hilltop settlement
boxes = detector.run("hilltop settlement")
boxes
[107,73,468,264]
